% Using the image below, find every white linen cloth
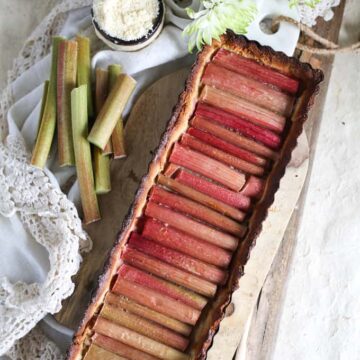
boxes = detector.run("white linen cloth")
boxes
[0,0,340,358]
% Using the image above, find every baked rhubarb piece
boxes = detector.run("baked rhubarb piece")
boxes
[68,34,322,360]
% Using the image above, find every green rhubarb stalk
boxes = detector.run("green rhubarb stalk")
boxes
[31,36,63,169]
[36,81,49,138]
[76,36,94,118]
[95,68,112,155]
[88,72,136,150]
[57,39,78,166]
[109,64,126,159]
[94,68,111,194]
[71,85,100,224]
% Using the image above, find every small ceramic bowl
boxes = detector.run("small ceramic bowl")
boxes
[92,0,165,52]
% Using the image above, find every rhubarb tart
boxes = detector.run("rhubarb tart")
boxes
[68,34,323,360]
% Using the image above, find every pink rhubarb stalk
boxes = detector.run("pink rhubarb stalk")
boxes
[112,277,200,324]
[105,293,192,336]
[187,126,267,167]
[142,219,232,268]
[169,143,245,192]
[118,264,207,310]
[175,169,250,210]
[128,233,227,284]
[145,201,240,250]
[181,133,264,176]
[157,174,245,222]
[200,85,286,133]
[202,62,294,116]
[241,176,264,198]
[93,317,189,360]
[122,247,217,297]
[213,48,299,94]
[195,104,280,151]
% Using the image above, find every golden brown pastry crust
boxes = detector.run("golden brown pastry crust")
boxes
[68,33,323,360]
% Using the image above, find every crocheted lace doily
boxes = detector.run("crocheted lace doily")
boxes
[0,0,341,359]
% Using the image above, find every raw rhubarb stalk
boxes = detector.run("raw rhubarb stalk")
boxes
[200,85,286,133]
[175,169,251,210]
[57,40,77,167]
[142,218,232,268]
[145,201,240,250]
[109,64,127,159]
[105,293,192,336]
[71,85,100,224]
[202,62,294,116]
[150,185,245,236]
[157,174,245,222]
[76,36,94,117]
[88,73,136,150]
[195,104,280,152]
[128,233,227,284]
[93,333,158,360]
[241,176,264,198]
[213,48,299,94]
[181,133,264,176]
[31,36,63,169]
[169,143,245,191]
[94,68,111,194]
[164,164,181,177]
[122,247,217,297]
[100,302,189,351]
[187,126,266,167]
[119,265,207,310]
[95,68,112,155]
[112,277,200,325]
[94,317,189,360]
[36,81,49,137]
[84,344,127,360]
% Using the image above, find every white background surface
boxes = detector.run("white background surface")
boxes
[0,0,359,358]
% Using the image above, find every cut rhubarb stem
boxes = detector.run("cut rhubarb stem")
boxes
[94,68,111,194]
[175,169,251,210]
[150,185,245,236]
[57,40,77,166]
[202,62,294,116]
[71,85,100,224]
[31,36,63,169]
[181,133,264,176]
[200,85,286,133]
[213,48,299,94]
[195,104,280,152]
[170,143,245,192]
[100,302,189,351]
[122,247,217,297]
[142,219,232,268]
[95,68,112,155]
[84,344,127,360]
[76,36,94,117]
[88,73,136,150]
[36,81,49,137]
[119,264,207,310]
[112,277,200,325]
[241,176,264,198]
[188,126,266,167]
[157,174,245,222]
[108,64,127,159]
[93,334,158,360]
[105,293,192,336]
[145,202,240,250]
[128,233,227,285]
[164,164,181,177]
[94,317,189,360]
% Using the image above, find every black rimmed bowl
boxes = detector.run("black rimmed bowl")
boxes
[92,0,165,52]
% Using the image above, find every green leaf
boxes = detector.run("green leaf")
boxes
[183,0,258,52]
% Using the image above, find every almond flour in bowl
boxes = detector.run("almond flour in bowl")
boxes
[92,0,165,51]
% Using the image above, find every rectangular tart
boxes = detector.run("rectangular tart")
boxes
[68,34,323,360]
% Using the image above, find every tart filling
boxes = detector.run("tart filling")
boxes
[68,34,323,360]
